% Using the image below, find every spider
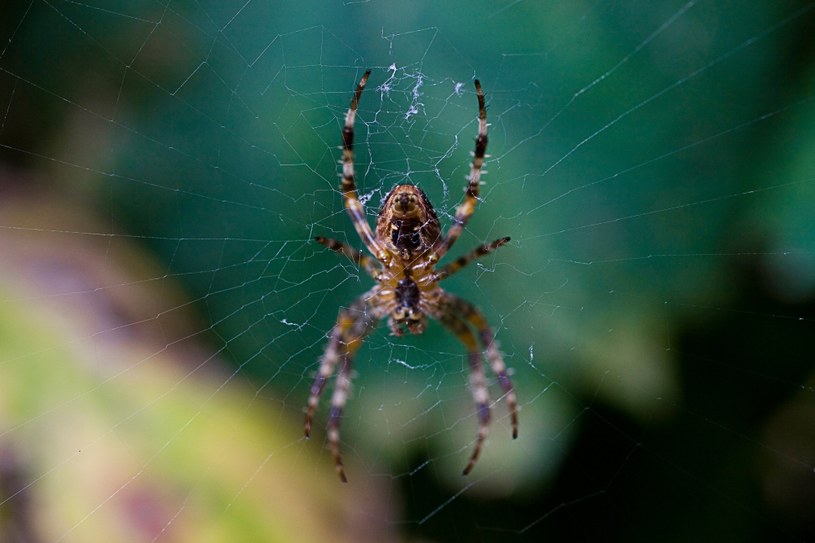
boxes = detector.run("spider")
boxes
[305,70,518,482]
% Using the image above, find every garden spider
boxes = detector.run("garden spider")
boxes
[306,71,518,482]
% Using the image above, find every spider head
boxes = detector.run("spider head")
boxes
[388,275,427,335]
[377,184,441,259]
[389,307,427,336]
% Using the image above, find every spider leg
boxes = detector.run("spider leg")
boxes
[305,296,377,482]
[438,312,492,475]
[305,316,347,439]
[340,70,390,265]
[428,80,488,265]
[328,351,354,482]
[442,293,518,440]
[433,236,510,281]
[315,236,381,279]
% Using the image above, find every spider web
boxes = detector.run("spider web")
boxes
[0,0,814,541]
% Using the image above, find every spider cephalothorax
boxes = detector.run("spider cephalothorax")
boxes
[306,71,518,482]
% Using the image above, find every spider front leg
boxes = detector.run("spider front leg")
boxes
[305,296,376,482]
[438,293,518,469]
[327,350,354,482]
[439,312,492,475]
[451,294,519,439]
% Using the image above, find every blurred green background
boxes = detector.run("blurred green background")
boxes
[0,0,814,541]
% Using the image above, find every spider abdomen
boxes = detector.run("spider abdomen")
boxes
[390,220,422,252]
[376,184,441,259]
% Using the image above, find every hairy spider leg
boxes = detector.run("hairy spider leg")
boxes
[433,236,510,281]
[444,293,518,441]
[439,312,492,475]
[341,70,390,265]
[327,351,354,483]
[315,236,380,279]
[304,317,347,439]
[305,298,377,482]
[428,80,489,265]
